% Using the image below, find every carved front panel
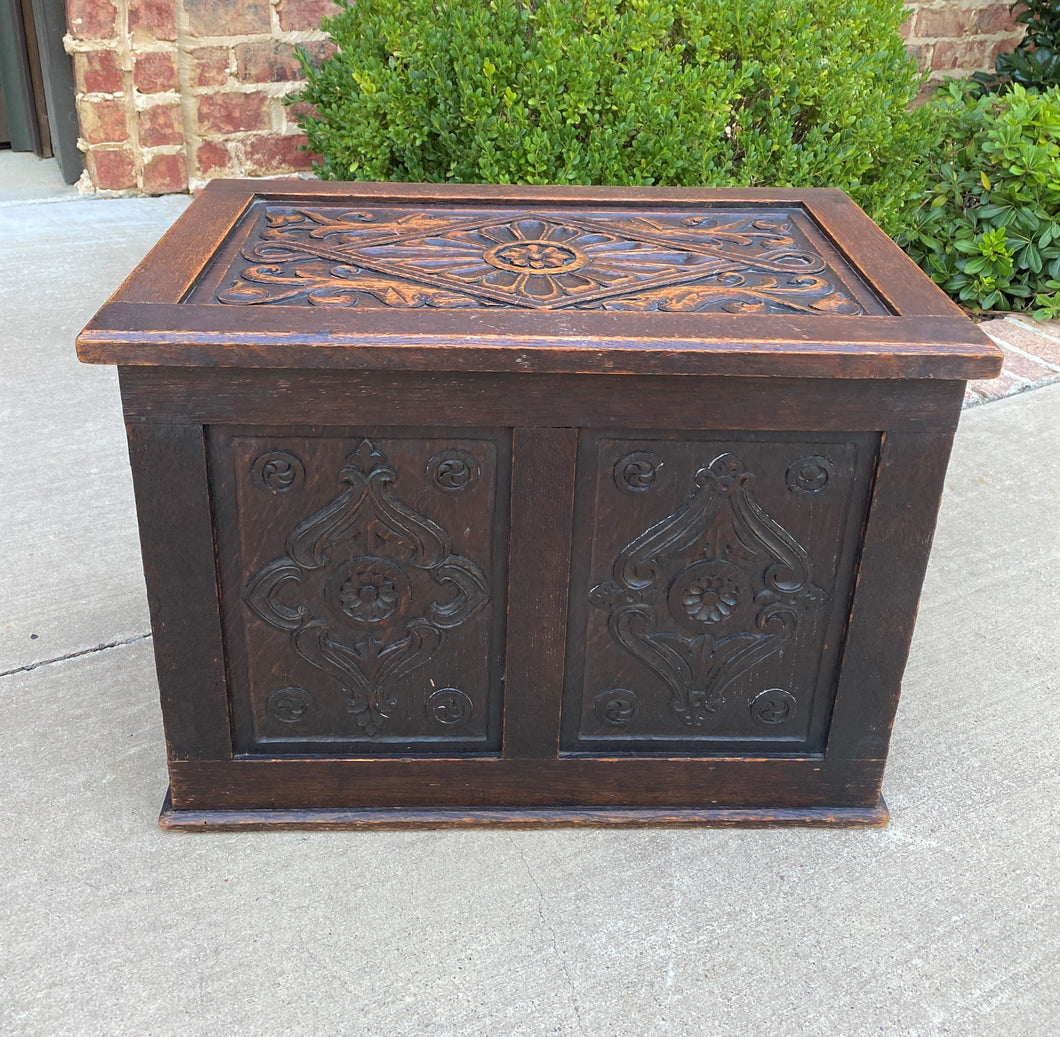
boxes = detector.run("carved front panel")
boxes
[562,433,878,753]
[211,429,508,754]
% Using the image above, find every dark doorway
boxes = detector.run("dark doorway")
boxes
[0,0,82,183]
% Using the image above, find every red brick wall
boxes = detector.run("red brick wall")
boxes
[64,0,332,192]
[904,0,1026,86]
[63,0,1025,194]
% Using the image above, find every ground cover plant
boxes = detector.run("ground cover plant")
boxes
[292,0,935,236]
[899,83,1060,318]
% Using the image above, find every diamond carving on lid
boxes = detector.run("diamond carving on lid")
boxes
[209,204,868,315]
[369,216,707,308]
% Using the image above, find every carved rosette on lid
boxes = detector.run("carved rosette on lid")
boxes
[589,453,827,726]
[244,439,489,737]
[208,206,868,315]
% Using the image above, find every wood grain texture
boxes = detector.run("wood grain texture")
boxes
[159,789,889,830]
[75,180,1002,380]
[208,427,509,754]
[111,185,254,304]
[117,368,964,434]
[188,201,884,315]
[84,183,995,827]
[167,756,886,811]
[802,190,968,317]
[561,431,878,754]
[825,385,965,761]
[78,303,1000,380]
[123,418,231,761]
[502,428,578,758]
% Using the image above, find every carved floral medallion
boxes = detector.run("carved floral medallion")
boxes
[244,439,490,737]
[589,453,827,727]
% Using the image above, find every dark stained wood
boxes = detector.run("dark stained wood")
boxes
[502,428,578,758]
[208,427,509,755]
[118,369,965,434]
[111,186,254,304]
[561,431,878,755]
[826,389,965,760]
[168,756,886,810]
[76,179,1001,380]
[123,419,231,761]
[802,189,967,318]
[158,789,889,830]
[81,182,1001,828]
[186,199,886,315]
[78,304,1000,380]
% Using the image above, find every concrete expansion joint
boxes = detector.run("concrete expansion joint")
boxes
[0,192,85,208]
[0,633,153,679]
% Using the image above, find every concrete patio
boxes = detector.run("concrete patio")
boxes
[1,151,1058,1037]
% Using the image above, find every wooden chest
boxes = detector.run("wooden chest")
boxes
[77,180,1001,828]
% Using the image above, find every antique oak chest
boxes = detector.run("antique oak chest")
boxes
[77,180,1000,829]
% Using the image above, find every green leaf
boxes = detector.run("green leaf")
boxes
[292,0,936,235]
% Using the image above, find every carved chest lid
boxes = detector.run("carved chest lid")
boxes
[77,180,1001,380]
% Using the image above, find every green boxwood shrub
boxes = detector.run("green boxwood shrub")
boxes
[292,0,936,235]
[898,82,1060,317]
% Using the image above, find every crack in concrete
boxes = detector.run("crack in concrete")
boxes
[508,832,589,1037]
[0,633,153,677]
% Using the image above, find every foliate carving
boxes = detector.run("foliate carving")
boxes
[244,439,490,737]
[594,689,638,727]
[266,686,316,724]
[786,455,836,496]
[750,688,797,725]
[426,688,474,726]
[614,451,663,494]
[589,453,827,726]
[252,450,304,493]
[427,449,479,492]
[211,206,866,315]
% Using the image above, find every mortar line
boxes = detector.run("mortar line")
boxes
[1003,315,1060,347]
[0,633,153,678]
[966,373,1060,408]
[983,328,1060,373]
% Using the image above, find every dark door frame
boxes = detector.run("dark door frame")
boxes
[0,0,82,183]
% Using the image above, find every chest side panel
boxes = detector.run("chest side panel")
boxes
[209,427,510,754]
[562,431,878,754]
